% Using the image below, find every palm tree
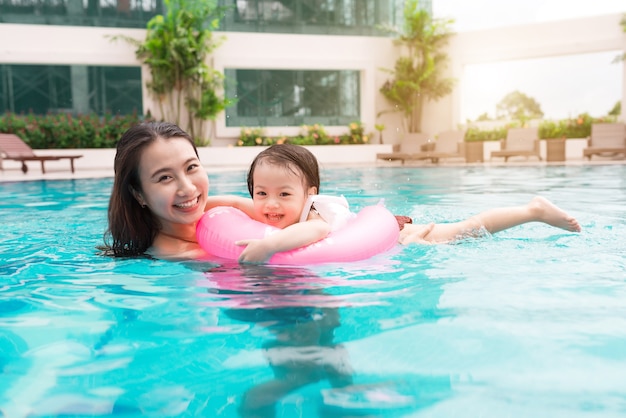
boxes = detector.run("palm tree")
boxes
[112,0,232,144]
[379,0,455,133]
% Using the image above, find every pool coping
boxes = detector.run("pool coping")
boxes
[1,144,625,183]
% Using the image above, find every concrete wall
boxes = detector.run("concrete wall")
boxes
[437,13,626,136]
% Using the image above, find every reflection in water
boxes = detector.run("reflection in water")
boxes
[203,263,455,417]
[204,265,451,418]
[206,264,354,417]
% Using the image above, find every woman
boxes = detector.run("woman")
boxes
[105,121,212,259]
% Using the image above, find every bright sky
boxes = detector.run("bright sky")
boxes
[432,0,626,121]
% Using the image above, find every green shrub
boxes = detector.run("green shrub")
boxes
[538,113,616,139]
[0,112,146,149]
[237,127,272,146]
[464,126,508,142]
[236,122,371,146]
[465,114,618,142]
[340,121,370,144]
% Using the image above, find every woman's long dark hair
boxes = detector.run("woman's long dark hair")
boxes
[102,121,197,257]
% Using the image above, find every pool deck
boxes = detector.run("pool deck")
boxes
[1,143,625,183]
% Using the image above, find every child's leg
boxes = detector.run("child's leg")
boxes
[400,196,580,244]
[470,196,580,235]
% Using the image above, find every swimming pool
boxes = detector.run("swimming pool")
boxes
[1,164,625,417]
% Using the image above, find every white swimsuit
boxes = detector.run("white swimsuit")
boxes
[299,195,356,231]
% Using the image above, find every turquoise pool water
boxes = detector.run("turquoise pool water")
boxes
[1,164,625,417]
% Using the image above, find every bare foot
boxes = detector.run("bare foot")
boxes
[529,196,581,232]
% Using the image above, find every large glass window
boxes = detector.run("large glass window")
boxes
[0,0,404,34]
[0,0,163,28]
[218,0,404,36]
[224,69,360,127]
[0,64,143,116]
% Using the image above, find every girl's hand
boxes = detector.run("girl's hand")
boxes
[398,222,435,245]
[236,239,275,264]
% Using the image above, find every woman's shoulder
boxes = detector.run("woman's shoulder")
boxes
[148,236,208,261]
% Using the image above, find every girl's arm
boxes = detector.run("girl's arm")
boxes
[236,215,331,263]
[205,195,255,218]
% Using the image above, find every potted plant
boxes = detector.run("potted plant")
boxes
[463,126,508,163]
[379,0,455,140]
[538,119,567,162]
[545,136,567,162]
[538,114,605,162]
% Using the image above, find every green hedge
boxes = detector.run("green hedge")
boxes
[2,112,617,149]
[464,126,509,142]
[1,114,371,149]
[237,122,371,146]
[0,112,145,149]
[465,114,617,142]
[537,113,615,139]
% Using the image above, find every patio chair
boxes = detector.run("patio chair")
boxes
[0,133,83,174]
[490,127,542,162]
[583,123,626,160]
[403,130,466,163]
[376,133,429,164]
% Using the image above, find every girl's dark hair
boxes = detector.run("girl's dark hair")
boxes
[103,121,197,257]
[246,144,320,196]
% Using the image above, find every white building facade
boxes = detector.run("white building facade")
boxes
[0,1,623,146]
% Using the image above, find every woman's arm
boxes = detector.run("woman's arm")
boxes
[236,217,331,263]
[205,195,255,218]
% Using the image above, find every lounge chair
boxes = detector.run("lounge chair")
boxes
[0,133,83,174]
[406,130,466,163]
[583,123,626,160]
[490,127,542,162]
[376,133,429,164]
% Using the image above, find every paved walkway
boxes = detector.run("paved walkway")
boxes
[2,141,625,183]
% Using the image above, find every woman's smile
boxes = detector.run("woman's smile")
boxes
[174,196,201,210]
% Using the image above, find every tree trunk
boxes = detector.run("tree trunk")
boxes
[410,95,423,133]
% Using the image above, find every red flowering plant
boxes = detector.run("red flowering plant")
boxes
[237,127,273,146]
[295,124,331,145]
[538,113,616,140]
[339,121,369,144]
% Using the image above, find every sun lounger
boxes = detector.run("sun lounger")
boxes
[377,131,466,164]
[583,123,626,160]
[376,133,429,164]
[0,133,83,174]
[407,130,466,163]
[490,127,542,162]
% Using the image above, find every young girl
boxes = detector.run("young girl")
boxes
[223,143,581,263]
[223,143,344,263]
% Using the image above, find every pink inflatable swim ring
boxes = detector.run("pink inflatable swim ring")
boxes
[196,204,399,265]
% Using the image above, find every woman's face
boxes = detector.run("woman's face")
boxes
[250,162,315,229]
[135,137,209,232]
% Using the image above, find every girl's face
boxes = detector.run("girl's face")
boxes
[251,162,316,229]
[135,137,209,233]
